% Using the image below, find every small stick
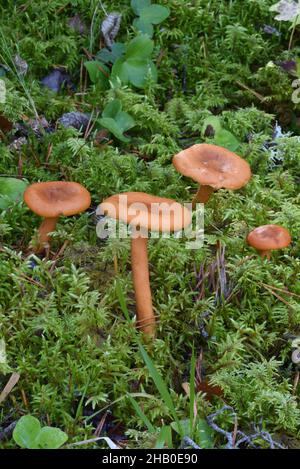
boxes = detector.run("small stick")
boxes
[20,388,28,408]
[293,370,299,395]
[0,373,20,404]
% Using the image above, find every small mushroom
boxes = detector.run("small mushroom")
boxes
[172,143,251,207]
[24,181,91,253]
[99,192,192,337]
[247,224,291,260]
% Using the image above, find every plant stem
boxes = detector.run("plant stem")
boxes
[288,15,299,52]
[131,236,156,337]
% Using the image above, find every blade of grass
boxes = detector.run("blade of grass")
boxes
[189,347,196,436]
[154,425,173,449]
[127,395,155,433]
[116,279,183,436]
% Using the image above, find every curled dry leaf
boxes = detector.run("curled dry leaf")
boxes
[292,349,300,364]
[0,114,13,134]
[58,112,91,131]
[270,0,300,22]
[68,14,87,35]
[14,54,28,75]
[101,13,122,48]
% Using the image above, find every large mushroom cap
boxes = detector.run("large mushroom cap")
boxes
[173,143,251,190]
[247,224,291,251]
[99,192,192,233]
[24,181,91,218]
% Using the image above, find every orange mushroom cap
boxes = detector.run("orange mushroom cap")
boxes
[99,192,192,233]
[172,143,251,190]
[24,181,91,218]
[247,225,291,251]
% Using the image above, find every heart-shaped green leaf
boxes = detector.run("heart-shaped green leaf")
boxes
[102,99,122,119]
[35,427,68,449]
[96,42,126,64]
[133,18,154,36]
[13,416,41,449]
[99,117,130,143]
[213,128,240,152]
[13,415,68,449]
[139,5,170,25]
[125,35,154,60]
[0,177,28,210]
[115,111,136,132]
[99,100,136,143]
[84,61,110,88]
[112,57,157,88]
[202,116,222,135]
[131,0,151,15]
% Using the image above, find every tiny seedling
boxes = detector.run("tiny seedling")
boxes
[13,415,68,449]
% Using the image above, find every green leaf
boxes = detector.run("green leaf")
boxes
[116,280,131,321]
[13,416,41,449]
[202,116,222,135]
[99,117,130,143]
[0,177,28,210]
[125,35,154,60]
[213,128,240,152]
[138,343,183,436]
[171,418,214,449]
[96,43,125,64]
[154,426,173,449]
[197,419,214,449]
[115,111,136,132]
[139,5,170,25]
[102,99,122,119]
[189,347,196,436]
[35,427,68,449]
[100,100,136,142]
[84,61,110,88]
[133,18,154,36]
[112,57,156,88]
[131,0,151,15]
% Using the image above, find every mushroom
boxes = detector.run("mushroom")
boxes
[247,224,291,260]
[99,192,192,337]
[24,181,91,253]
[172,143,251,207]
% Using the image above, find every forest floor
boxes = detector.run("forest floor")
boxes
[0,0,300,449]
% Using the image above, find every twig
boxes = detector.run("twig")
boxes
[206,406,286,449]
[0,373,20,404]
[181,436,201,449]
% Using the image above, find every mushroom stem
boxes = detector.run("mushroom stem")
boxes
[259,250,271,260]
[131,236,155,337]
[192,185,214,208]
[36,217,59,253]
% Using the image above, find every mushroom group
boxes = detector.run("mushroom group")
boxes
[20,140,292,339]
